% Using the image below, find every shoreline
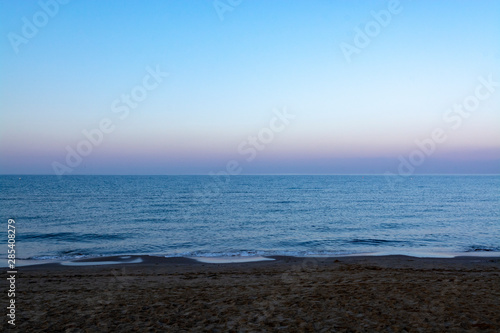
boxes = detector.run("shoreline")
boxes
[18,253,500,271]
[6,250,500,268]
[6,255,500,331]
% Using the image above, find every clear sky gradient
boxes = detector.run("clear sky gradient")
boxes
[1,0,499,174]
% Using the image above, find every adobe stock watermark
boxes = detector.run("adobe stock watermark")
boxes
[339,0,403,63]
[385,74,498,187]
[7,0,71,54]
[51,65,168,176]
[183,107,295,220]
[213,0,243,21]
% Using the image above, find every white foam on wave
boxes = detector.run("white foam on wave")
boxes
[164,250,355,258]
[191,256,275,264]
[60,257,143,266]
[352,251,500,258]
[166,249,500,260]
[0,259,62,268]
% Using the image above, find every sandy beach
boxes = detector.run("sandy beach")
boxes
[4,255,500,332]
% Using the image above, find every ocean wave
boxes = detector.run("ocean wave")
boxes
[164,249,356,258]
[9,247,500,262]
[12,250,354,261]
[19,232,127,242]
[466,245,500,252]
[348,239,404,245]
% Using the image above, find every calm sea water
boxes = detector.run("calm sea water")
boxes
[1,175,499,261]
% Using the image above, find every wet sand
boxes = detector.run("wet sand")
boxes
[4,255,500,332]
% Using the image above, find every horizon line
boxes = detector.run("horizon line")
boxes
[1,173,499,177]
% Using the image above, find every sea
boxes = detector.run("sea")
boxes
[1,175,499,264]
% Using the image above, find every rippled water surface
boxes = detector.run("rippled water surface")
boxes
[1,175,499,260]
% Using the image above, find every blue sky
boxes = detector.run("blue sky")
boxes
[1,0,499,174]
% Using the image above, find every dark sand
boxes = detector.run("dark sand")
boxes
[3,255,500,332]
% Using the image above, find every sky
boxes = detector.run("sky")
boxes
[0,0,499,175]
